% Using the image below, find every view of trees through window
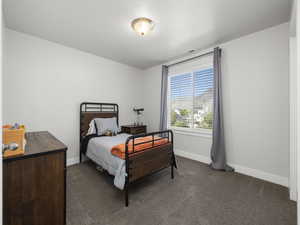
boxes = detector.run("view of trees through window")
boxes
[169,68,213,129]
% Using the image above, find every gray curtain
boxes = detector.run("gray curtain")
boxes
[159,65,169,131]
[210,47,234,172]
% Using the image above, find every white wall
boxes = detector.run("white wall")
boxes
[290,0,298,202]
[143,23,290,186]
[294,0,300,222]
[290,36,297,200]
[3,28,143,163]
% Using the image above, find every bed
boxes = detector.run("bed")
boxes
[79,102,176,206]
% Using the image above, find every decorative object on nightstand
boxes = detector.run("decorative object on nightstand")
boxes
[121,124,147,135]
[133,107,144,126]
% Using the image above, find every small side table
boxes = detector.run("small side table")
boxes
[121,125,147,135]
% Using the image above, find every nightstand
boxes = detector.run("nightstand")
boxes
[121,125,147,135]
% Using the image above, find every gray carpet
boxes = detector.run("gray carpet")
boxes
[67,157,296,225]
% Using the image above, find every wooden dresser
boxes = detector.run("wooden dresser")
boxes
[3,131,67,225]
[121,125,147,135]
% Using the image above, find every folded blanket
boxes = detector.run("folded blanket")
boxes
[111,136,169,159]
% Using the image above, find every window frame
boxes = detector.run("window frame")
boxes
[167,63,213,138]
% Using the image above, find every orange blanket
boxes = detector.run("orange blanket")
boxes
[111,136,169,159]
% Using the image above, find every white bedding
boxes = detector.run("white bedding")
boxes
[86,133,131,190]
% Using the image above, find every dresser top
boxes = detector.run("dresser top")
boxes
[3,131,67,162]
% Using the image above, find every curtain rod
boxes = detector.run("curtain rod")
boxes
[166,49,217,68]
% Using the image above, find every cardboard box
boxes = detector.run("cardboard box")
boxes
[3,125,26,158]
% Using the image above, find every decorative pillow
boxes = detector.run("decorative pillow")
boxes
[94,117,120,135]
[103,129,117,136]
[87,120,96,135]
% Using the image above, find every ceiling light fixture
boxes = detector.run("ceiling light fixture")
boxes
[131,17,155,36]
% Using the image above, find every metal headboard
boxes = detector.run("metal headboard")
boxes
[80,102,119,140]
[79,102,119,160]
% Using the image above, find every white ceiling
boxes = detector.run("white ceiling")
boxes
[3,0,292,69]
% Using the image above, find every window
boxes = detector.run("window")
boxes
[168,66,214,132]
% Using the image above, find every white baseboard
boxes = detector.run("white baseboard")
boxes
[175,149,211,164]
[232,164,289,187]
[174,149,289,187]
[67,157,79,166]
[290,190,298,202]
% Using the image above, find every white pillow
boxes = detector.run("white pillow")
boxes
[94,117,120,135]
[87,120,96,135]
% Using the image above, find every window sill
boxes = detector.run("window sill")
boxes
[169,127,212,138]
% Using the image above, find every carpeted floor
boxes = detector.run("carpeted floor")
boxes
[67,157,296,225]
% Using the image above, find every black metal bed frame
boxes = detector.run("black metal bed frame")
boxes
[79,102,175,206]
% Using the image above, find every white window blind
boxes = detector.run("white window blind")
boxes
[169,67,214,130]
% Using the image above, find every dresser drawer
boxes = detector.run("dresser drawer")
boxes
[131,127,146,134]
[4,151,66,225]
[121,125,147,135]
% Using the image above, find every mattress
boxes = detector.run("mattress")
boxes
[86,133,131,190]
